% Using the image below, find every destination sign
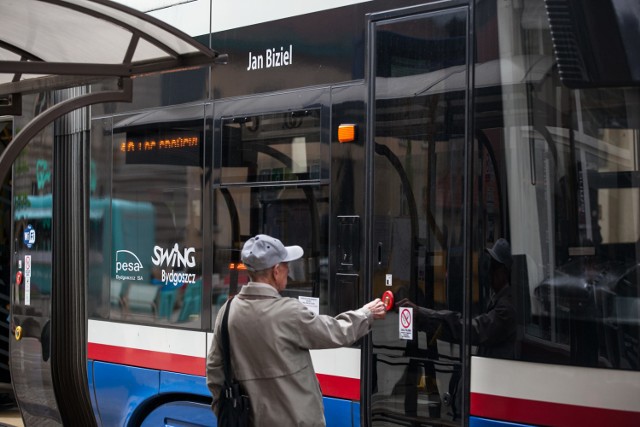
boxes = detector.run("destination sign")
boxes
[121,132,202,166]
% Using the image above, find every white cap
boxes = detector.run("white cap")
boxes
[241,234,304,271]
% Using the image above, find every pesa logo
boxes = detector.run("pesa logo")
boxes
[115,250,144,273]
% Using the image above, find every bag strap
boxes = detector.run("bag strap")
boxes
[221,297,234,383]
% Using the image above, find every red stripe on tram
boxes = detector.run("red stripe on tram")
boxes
[316,373,360,401]
[88,342,205,376]
[471,392,640,427]
[89,343,361,401]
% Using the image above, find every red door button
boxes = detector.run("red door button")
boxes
[382,290,394,311]
[15,271,23,286]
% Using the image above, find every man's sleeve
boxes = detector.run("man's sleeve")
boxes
[290,301,374,349]
[470,300,515,346]
[417,307,463,342]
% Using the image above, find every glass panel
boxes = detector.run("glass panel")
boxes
[2,2,137,64]
[0,0,199,65]
[10,92,59,423]
[220,109,323,184]
[102,105,205,327]
[371,9,467,425]
[475,0,640,371]
[211,185,329,322]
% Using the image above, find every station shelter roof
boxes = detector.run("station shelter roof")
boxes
[0,0,222,99]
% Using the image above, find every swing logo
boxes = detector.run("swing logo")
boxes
[151,243,197,286]
[115,250,144,281]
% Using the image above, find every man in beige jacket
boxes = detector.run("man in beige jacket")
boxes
[207,234,386,426]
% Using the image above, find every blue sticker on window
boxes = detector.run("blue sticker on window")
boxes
[23,224,35,249]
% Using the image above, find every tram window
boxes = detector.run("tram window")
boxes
[220,109,325,184]
[475,0,640,371]
[90,105,205,328]
[211,185,329,322]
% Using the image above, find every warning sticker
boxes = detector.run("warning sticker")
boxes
[25,277,30,306]
[25,255,31,278]
[25,255,32,306]
[399,307,413,340]
[298,296,320,315]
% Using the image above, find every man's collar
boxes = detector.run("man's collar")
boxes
[238,282,281,298]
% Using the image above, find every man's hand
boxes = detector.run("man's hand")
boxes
[363,298,387,319]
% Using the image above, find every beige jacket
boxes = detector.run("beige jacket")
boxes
[206,282,373,426]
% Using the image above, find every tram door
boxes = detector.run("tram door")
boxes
[367,5,469,425]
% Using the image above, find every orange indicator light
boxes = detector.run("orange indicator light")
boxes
[338,124,356,143]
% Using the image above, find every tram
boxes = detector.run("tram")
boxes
[6,0,640,426]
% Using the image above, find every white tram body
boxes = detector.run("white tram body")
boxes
[7,0,640,426]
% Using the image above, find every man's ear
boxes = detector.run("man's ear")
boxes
[271,264,280,280]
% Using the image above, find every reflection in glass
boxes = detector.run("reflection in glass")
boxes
[91,105,205,328]
[474,0,640,372]
[220,109,324,183]
[10,94,61,424]
[211,185,329,322]
[371,9,467,425]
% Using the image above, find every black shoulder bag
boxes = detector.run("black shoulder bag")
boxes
[217,297,251,426]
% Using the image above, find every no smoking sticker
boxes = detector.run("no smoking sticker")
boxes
[399,307,413,340]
